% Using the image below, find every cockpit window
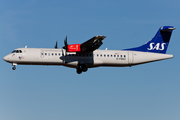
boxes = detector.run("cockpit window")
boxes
[11,50,16,53]
[11,50,22,53]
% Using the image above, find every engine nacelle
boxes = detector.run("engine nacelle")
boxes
[67,44,81,52]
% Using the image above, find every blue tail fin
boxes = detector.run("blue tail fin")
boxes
[125,26,175,54]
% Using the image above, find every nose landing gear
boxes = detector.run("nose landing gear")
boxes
[12,63,17,70]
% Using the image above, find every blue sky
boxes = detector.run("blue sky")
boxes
[0,0,180,120]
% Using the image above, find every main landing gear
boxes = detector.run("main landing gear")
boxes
[76,64,88,74]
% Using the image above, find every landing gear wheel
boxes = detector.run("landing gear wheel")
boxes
[76,68,82,74]
[82,65,88,72]
[12,66,16,70]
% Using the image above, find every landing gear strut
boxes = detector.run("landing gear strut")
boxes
[76,64,88,74]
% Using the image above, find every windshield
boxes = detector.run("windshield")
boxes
[11,50,22,53]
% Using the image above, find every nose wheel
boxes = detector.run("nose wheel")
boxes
[12,66,16,70]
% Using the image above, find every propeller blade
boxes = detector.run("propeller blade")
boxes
[54,41,58,49]
[64,36,67,46]
[62,36,68,51]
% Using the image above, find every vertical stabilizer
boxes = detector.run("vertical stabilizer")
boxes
[125,26,175,54]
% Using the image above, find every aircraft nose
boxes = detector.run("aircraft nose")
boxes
[3,55,9,61]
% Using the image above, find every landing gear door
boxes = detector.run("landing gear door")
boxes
[128,52,133,65]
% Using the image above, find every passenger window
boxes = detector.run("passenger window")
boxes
[124,55,126,57]
[111,55,113,57]
[114,55,116,57]
[121,55,122,57]
[59,53,61,56]
[100,54,102,57]
[41,53,43,55]
[104,54,106,57]
[52,53,54,56]
[97,54,99,57]
[117,55,119,57]
[55,53,57,56]
[45,53,47,55]
[107,55,109,57]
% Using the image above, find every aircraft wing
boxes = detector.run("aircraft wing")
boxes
[80,35,106,52]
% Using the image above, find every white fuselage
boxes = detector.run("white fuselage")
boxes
[3,48,173,68]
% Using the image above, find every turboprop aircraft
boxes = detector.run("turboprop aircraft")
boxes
[3,26,175,74]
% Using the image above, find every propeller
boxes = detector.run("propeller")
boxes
[54,41,58,49]
[62,36,68,51]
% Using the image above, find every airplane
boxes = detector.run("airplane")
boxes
[3,26,175,74]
